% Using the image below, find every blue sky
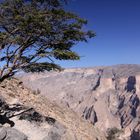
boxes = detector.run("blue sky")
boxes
[57,0,140,68]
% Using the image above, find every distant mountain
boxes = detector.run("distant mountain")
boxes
[21,64,140,140]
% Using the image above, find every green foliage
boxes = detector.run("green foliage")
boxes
[0,0,95,81]
[106,127,123,140]
[22,62,62,72]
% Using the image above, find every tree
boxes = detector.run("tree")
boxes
[0,0,95,82]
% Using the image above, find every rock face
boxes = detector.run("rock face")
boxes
[0,127,28,140]
[0,78,106,140]
[21,64,140,140]
[0,96,27,140]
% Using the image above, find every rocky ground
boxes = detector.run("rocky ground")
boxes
[21,64,140,140]
[0,78,106,140]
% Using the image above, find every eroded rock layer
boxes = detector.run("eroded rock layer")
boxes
[21,64,140,140]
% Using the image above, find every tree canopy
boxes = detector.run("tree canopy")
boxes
[0,0,95,81]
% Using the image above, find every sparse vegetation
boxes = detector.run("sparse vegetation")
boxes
[32,89,41,95]
[106,127,123,140]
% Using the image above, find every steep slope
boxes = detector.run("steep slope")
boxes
[21,64,140,140]
[0,78,106,140]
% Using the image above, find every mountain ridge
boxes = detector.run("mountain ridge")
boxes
[21,64,140,140]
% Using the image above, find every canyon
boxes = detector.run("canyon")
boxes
[21,64,140,140]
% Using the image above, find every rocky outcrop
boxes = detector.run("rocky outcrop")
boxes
[21,64,140,140]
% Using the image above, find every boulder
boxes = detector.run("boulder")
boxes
[0,127,27,140]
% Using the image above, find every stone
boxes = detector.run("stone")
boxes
[0,127,27,140]
[0,127,7,140]
[5,127,28,140]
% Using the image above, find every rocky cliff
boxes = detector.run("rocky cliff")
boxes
[0,78,106,140]
[21,64,140,140]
